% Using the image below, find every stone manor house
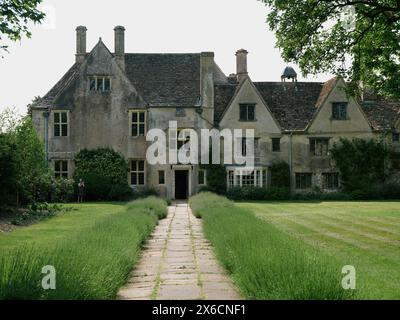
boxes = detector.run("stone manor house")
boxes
[31,26,400,199]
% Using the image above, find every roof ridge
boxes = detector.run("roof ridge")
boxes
[253,81,324,85]
[125,52,201,56]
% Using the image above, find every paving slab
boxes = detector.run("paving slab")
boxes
[117,203,242,300]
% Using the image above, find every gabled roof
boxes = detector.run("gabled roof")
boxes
[214,81,324,130]
[34,62,81,108]
[125,53,201,107]
[34,51,228,108]
[214,84,239,124]
[254,82,324,131]
[315,77,338,109]
[361,99,400,130]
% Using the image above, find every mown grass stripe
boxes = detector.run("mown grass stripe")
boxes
[280,215,400,262]
[246,201,400,299]
[291,214,400,248]
[315,213,400,241]
[190,193,355,300]
[316,213,400,237]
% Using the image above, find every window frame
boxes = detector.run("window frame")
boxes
[272,137,281,152]
[198,170,206,185]
[332,102,348,120]
[239,104,256,121]
[295,173,312,190]
[158,170,166,185]
[130,160,146,186]
[310,138,330,157]
[54,160,69,178]
[130,110,147,137]
[177,128,192,150]
[322,172,340,190]
[227,168,267,188]
[53,111,69,137]
[89,76,112,92]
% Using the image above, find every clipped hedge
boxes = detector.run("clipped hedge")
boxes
[226,186,290,201]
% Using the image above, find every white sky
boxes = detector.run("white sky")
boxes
[0,0,332,115]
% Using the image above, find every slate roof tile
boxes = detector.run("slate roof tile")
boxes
[124,53,201,106]
[361,99,400,130]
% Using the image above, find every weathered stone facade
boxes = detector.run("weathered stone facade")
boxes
[31,26,400,199]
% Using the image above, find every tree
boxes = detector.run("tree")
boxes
[13,116,49,204]
[0,0,45,52]
[261,0,400,99]
[0,111,49,205]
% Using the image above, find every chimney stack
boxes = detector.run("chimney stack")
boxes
[114,26,126,70]
[200,52,215,123]
[236,49,248,83]
[76,26,87,63]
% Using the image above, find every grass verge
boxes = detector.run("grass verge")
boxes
[189,192,355,300]
[239,200,400,299]
[0,197,167,299]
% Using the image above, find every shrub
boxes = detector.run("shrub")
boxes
[74,148,130,201]
[75,173,112,201]
[74,148,128,185]
[265,187,290,200]
[270,161,290,188]
[381,181,400,199]
[226,186,290,201]
[189,192,232,218]
[139,187,160,198]
[226,186,266,200]
[10,202,66,226]
[127,196,168,220]
[52,178,75,203]
[202,165,227,195]
[108,184,135,201]
[198,186,216,193]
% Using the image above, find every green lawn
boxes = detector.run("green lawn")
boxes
[238,201,400,299]
[0,198,167,300]
[0,203,125,251]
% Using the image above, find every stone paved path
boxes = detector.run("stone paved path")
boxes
[118,202,242,300]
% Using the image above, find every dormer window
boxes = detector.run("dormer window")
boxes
[239,104,256,121]
[332,102,348,120]
[89,76,111,92]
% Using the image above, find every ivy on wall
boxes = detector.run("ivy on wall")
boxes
[330,138,388,192]
[74,148,131,200]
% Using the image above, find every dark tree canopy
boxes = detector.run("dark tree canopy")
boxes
[0,0,45,52]
[261,0,400,99]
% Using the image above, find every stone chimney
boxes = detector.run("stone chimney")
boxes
[76,26,87,63]
[236,49,248,83]
[114,26,125,70]
[200,52,215,124]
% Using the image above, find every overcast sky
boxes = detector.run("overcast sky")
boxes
[0,0,332,115]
